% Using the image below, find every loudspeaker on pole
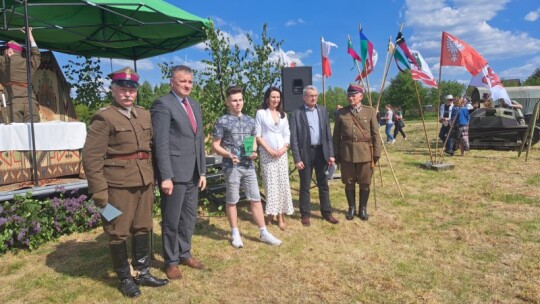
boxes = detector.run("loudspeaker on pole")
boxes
[281,66,312,112]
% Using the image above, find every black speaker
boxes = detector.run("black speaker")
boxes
[282,66,312,112]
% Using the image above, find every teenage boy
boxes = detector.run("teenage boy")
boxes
[212,86,282,248]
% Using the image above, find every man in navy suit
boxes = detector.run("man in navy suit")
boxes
[151,65,207,280]
[289,85,339,226]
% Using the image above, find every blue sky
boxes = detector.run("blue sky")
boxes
[57,0,540,92]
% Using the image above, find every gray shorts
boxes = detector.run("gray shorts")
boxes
[224,166,261,204]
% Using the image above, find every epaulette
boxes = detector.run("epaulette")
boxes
[134,105,145,109]
[362,105,374,109]
[97,106,110,112]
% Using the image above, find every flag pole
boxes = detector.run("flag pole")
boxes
[358,24,373,106]
[435,32,445,164]
[321,36,327,107]
[348,34,369,105]
[414,81,435,163]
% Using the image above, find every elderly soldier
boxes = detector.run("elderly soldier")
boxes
[83,67,168,298]
[333,84,381,221]
[0,28,41,123]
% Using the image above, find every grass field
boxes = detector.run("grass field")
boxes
[1,120,539,303]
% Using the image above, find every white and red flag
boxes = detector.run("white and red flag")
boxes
[440,32,487,77]
[321,37,338,78]
[469,65,511,106]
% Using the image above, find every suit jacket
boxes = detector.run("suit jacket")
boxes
[151,92,206,183]
[333,105,382,163]
[289,104,334,164]
[82,104,153,193]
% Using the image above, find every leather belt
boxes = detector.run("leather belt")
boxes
[107,152,150,160]
[342,136,372,142]
[3,81,28,88]
[310,145,322,149]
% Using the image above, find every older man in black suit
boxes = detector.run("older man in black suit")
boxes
[289,85,338,226]
[151,65,206,280]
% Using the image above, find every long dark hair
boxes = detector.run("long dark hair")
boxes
[261,87,285,118]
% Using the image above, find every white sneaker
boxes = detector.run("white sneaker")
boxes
[391,139,396,144]
[231,234,244,248]
[260,232,282,246]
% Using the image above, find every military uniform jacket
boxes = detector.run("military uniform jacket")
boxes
[0,47,40,104]
[333,105,382,163]
[82,104,153,194]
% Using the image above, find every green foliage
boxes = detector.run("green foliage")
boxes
[62,56,107,110]
[382,72,466,115]
[158,23,283,151]
[523,67,540,86]
[242,24,282,115]
[74,102,91,125]
[0,190,100,253]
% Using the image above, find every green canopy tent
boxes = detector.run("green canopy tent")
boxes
[0,0,211,60]
[0,0,211,186]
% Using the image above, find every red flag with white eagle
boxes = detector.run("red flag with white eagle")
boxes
[321,37,338,78]
[469,64,511,106]
[440,32,488,76]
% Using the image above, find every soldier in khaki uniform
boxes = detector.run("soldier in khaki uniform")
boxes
[82,67,168,298]
[333,84,381,221]
[0,28,41,123]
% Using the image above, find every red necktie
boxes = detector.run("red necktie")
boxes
[182,99,197,133]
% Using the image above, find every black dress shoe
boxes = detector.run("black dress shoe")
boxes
[444,150,454,156]
[134,272,169,287]
[120,278,141,298]
[301,217,310,226]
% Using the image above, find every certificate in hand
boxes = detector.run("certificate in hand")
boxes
[243,136,255,155]
[98,203,123,221]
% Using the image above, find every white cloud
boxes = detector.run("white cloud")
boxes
[268,48,309,67]
[285,18,305,27]
[313,73,322,83]
[110,58,154,71]
[403,0,540,62]
[171,56,211,72]
[524,8,540,21]
[498,56,540,80]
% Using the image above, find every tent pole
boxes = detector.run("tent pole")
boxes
[23,0,39,186]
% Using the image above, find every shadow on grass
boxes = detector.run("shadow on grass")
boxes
[194,217,229,242]
[45,232,112,284]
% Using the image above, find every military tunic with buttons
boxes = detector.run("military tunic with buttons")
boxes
[333,105,382,185]
[0,47,41,123]
[82,102,154,242]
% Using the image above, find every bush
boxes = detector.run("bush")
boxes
[0,188,101,253]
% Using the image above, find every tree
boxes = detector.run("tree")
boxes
[162,23,283,148]
[242,24,282,115]
[382,72,428,114]
[62,56,107,110]
[523,68,540,86]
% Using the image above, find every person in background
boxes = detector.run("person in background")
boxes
[439,95,454,155]
[151,65,207,280]
[255,87,294,230]
[450,97,471,156]
[0,28,40,123]
[384,104,395,143]
[83,67,168,298]
[393,106,407,140]
[289,85,339,226]
[212,85,282,248]
[333,84,382,221]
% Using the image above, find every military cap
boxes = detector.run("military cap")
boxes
[5,41,22,53]
[347,83,364,94]
[108,67,139,88]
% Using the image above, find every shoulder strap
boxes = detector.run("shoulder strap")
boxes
[348,110,367,138]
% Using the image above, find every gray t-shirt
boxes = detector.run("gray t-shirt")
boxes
[213,114,256,170]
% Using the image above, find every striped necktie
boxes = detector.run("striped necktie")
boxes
[182,99,197,133]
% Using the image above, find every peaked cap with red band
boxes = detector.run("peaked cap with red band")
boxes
[108,67,139,88]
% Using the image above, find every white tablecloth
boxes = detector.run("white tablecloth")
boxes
[0,121,87,151]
